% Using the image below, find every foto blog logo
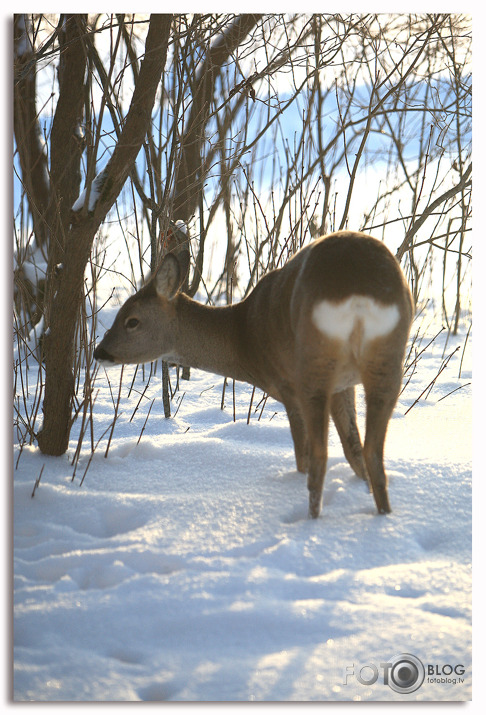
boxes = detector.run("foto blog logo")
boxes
[343,653,467,694]
[343,653,425,694]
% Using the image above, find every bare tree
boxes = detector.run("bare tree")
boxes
[13,13,471,459]
[15,14,172,455]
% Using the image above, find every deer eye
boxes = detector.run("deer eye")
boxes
[125,317,139,330]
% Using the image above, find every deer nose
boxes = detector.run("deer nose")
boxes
[94,344,115,363]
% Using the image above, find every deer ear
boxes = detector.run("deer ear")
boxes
[154,251,190,299]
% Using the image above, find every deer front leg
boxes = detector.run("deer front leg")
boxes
[283,397,309,473]
[331,387,369,485]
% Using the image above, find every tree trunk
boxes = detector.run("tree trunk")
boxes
[37,217,97,455]
[37,14,172,456]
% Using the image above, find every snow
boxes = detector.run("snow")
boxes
[13,313,472,702]
[15,244,47,290]
[72,169,107,213]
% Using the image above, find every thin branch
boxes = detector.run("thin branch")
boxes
[396,162,471,262]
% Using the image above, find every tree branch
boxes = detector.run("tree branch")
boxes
[396,162,472,262]
[94,14,173,223]
[13,14,50,249]
[173,14,263,221]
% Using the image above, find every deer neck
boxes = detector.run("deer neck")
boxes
[173,294,253,384]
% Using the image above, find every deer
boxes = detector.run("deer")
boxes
[94,230,414,519]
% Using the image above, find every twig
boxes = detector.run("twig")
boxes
[71,376,99,475]
[199,383,216,396]
[396,163,472,262]
[437,382,471,402]
[458,323,471,379]
[137,398,156,444]
[127,364,140,399]
[403,326,445,377]
[221,377,227,410]
[172,392,186,419]
[404,345,460,415]
[129,378,152,422]
[104,365,124,457]
[257,393,269,421]
[31,464,45,498]
[247,386,256,424]
[79,420,116,487]
[162,361,171,418]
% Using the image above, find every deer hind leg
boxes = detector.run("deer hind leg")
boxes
[361,354,403,514]
[331,387,368,485]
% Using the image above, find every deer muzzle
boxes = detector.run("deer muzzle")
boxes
[93,344,116,364]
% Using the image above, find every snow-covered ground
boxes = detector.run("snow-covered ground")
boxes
[13,309,472,702]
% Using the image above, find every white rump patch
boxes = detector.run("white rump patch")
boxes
[312,296,400,342]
